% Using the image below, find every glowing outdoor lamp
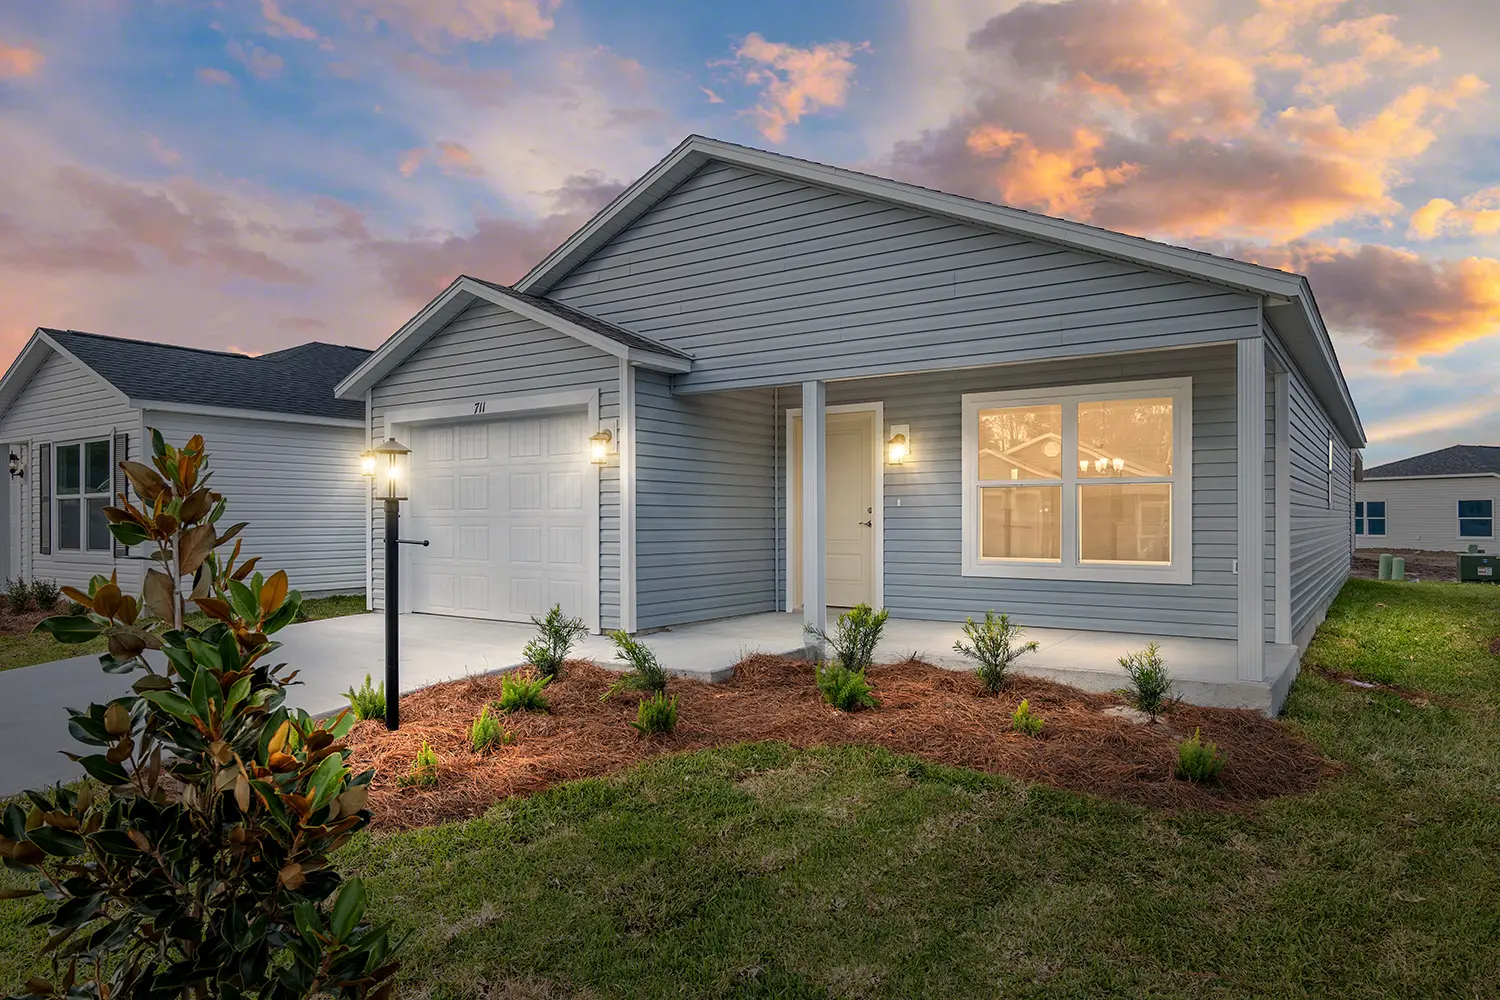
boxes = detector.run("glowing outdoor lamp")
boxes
[362,437,423,729]
[886,425,910,465]
[589,427,613,465]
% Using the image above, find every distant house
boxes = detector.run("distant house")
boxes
[1357,445,1500,552]
[0,329,372,596]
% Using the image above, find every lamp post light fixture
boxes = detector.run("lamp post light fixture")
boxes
[362,438,424,730]
[7,452,23,479]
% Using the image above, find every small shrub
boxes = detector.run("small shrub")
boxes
[398,740,439,788]
[815,662,881,712]
[1120,641,1176,719]
[524,603,588,678]
[28,577,61,610]
[1175,728,1225,782]
[804,603,889,672]
[602,630,668,700]
[954,610,1039,693]
[497,671,551,713]
[1011,698,1044,737]
[5,576,30,613]
[345,672,386,721]
[630,691,679,735]
[469,704,512,753]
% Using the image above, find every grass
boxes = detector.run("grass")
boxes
[4,579,1499,998]
[0,594,368,673]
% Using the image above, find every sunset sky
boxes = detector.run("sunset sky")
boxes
[1,0,1497,462]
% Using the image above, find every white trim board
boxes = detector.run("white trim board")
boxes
[138,401,363,429]
[618,358,637,634]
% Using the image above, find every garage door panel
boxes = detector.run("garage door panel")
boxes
[509,473,542,510]
[510,420,543,458]
[549,525,584,567]
[459,525,489,560]
[459,575,489,611]
[459,475,489,510]
[459,424,487,460]
[549,470,582,510]
[427,524,456,560]
[510,525,542,564]
[547,580,583,615]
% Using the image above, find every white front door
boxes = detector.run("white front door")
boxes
[791,408,878,609]
[406,411,591,624]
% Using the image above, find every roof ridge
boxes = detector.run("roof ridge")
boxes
[42,328,254,361]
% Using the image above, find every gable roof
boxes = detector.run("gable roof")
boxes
[335,275,691,400]
[1364,445,1500,479]
[0,329,370,423]
[514,134,1365,447]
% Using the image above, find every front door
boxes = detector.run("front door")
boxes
[791,408,878,609]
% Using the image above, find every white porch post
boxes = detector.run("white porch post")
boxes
[801,380,827,642]
[1273,370,1291,645]
[1237,338,1267,681]
[618,358,637,634]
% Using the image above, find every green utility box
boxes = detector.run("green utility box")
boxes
[1459,553,1500,583]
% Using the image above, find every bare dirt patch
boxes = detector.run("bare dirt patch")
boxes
[1351,548,1462,583]
[0,604,64,637]
[343,656,1340,830]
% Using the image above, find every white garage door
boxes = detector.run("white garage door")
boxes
[406,410,591,624]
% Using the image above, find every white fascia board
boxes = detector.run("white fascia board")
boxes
[1361,472,1500,482]
[138,401,365,429]
[335,277,472,400]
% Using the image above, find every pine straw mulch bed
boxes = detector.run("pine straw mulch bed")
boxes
[0,604,65,637]
[344,656,1341,831]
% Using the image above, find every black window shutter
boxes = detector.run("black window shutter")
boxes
[112,432,129,557]
[38,444,51,555]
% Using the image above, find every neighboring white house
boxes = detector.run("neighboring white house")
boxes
[335,135,1364,714]
[1356,445,1500,552]
[0,329,372,596]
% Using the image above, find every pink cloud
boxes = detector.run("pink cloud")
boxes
[341,0,562,46]
[196,67,235,86]
[260,0,321,42]
[729,33,870,142]
[0,41,43,79]
[227,41,285,81]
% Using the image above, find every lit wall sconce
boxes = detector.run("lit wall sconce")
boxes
[7,452,24,479]
[1078,459,1089,474]
[887,424,910,465]
[590,422,615,465]
[1094,456,1109,473]
[1111,457,1125,473]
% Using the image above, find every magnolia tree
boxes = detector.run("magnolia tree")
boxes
[0,432,399,1000]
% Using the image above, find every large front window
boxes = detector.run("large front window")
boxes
[962,379,1192,583]
[56,439,113,552]
[1458,500,1493,538]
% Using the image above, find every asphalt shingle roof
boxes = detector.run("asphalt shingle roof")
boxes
[1364,445,1500,478]
[42,329,370,421]
[464,277,692,359]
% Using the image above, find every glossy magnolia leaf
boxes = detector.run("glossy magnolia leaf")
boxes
[306,753,348,813]
[119,460,168,503]
[140,690,197,722]
[178,523,218,576]
[262,593,302,635]
[73,754,129,786]
[329,879,365,942]
[131,673,173,693]
[26,826,85,857]
[143,569,176,625]
[34,616,104,644]
[107,521,151,547]
[260,572,289,618]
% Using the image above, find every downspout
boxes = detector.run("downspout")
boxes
[773,386,780,611]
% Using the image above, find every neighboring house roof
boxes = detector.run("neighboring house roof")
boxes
[0,329,371,423]
[1364,445,1500,479]
[336,275,692,400]
[512,135,1364,447]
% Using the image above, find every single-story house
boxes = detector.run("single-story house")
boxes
[0,329,372,596]
[1356,445,1500,552]
[336,135,1365,712]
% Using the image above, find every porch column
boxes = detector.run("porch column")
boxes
[1273,370,1291,644]
[1237,338,1266,681]
[801,380,827,641]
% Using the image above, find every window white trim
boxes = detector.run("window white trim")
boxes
[1355,500,1387,537]
[53,437,114,554]
[961,377,1193,584]
[1457,499,1494,540]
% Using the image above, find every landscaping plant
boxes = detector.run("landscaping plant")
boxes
[497,671,551,713]
[4,576,30,614]
[399,740,440,788]
[1,431,398,1000]
[602,630,668,701]
[1175,727,1225,782]
[523,604,589,678]
[630,691,679,736]
[1011,698,1044,737]
[954,610,1039,693]
[815,662,881,712]
[804,603,889,672]
[469,705,512,753]
[345,672,386,721]
[1120,641,1176,720]
[27,577,61,611]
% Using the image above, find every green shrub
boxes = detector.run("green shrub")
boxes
[399,739,440,788]
[630,691,679,735]
[1120,641,1176,719]
[4,576,30,613]
[345,672,386,721]
[523,603,588,678]
[1175,727,1225,782]
[805,603,889,672]
[497,671,551,713]
[469,704,512,753]
[28,577,61,610]
[815,662,881,712]
[602,630,668,700]
[6,431,398,1000]
[954,610,1039,693]
[1011,698,1045,736]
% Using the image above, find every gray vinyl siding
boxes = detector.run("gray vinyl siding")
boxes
[0,350,143,593]
[1265,379,1276,642]
[634,372,776,629]
[1355,477,1500,552]
[144,411,365,596]
[367,301,621,627]
[768,346,1241,639]
[548,161,1262,392]
[1266,326,1354,635]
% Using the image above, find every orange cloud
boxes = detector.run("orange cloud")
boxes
[1365,398,1500,445]
[196,67,235,86]
[434,141,483,176]
[1409,188,1500,240]
[730,33,870,142]
[0,41,44,79]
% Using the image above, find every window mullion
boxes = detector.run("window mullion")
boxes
[1063,399,1078,569]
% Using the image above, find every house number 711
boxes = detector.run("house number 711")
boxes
[473,401,486,414]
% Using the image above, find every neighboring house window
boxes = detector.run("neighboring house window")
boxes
[961,378,1192,584]
[1326,436,1335,508]
[55,439,113,552]
[1355,501,1386,536]
[1458,500,1493,538]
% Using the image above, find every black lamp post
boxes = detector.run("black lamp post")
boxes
[363,438,415,730]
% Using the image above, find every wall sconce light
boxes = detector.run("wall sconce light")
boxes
[1078,459,1089,474]
[589,425,614,465]
[1111,457,1125,473]
[7,452,24,479]
[887,424,910,465]
[1094,456,1109,473]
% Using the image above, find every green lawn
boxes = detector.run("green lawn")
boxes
[5,580,1499,998]
[0,594,367,672]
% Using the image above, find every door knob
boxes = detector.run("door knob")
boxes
[859,520,873,527]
